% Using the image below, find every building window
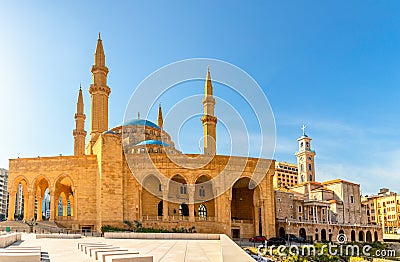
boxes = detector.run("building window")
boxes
[278,208,282,212]
[278,198,281,202]
[299,216,302,221]
[350,195,354,204]
[180,185,187,194]
[308,164,312,171]
[199,186,205,198]
[309,175,313,181]
[198,204,207,218]
[301,164,304,172]
[290,205,293,209]
[298,206,302,213]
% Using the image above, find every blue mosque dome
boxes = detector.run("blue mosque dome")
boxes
[123,119,161,130]
[135,140,170,147]
[103,130,117,135]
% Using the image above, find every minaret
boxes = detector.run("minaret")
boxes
[157,103,163,129]
[295,125,316,183]
[73,85,87,156]
[87,33,111,154]
[201,68,217,156]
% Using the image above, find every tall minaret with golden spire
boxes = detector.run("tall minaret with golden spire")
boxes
[157,103,163,129]
[87,33,111,154]
[73,85,87,156]
[201,68,217,156]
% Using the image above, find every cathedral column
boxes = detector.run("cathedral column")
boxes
[62,198,68,216]
[25,190,33,220]
[254,202,260,235]
[7,190,16,221]
[162,183,169,221]
[49,191,56,221]
[188,185,195,222]
[36,196,43,221]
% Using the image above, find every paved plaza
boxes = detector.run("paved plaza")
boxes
[2,233,253,262]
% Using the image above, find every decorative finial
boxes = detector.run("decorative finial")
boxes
[159,102,161,108]
[301,125,307,136]
[79,83,82,90]
[138,112,140,119]
[98,32,101,40]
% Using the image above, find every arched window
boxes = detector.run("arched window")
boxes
[308,164,312,171]
[309,175,313,181]
[179,203,189,216]
[301,175,304,183]
[180,185,187,194]
[199,204,207,218]
[301,164,304,172]
[199,186,205,197]
[306,142,309,148]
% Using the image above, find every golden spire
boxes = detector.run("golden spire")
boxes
[77,83,84,114]
[94,32,105,67]
[204,66,213,96]
[74,84,87,156]
[158,103,163,129]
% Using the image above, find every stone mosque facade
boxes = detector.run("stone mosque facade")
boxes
[6,36,276,239]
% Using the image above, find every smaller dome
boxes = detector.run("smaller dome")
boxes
[103,130,117,135]
[135,140,170,147]
[123,119,161,130]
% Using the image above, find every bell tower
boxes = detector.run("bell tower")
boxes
[295,125,316,183]
[87,33,111,154]
[201,68,217,156]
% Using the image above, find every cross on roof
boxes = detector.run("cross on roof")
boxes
[301,125,307,136]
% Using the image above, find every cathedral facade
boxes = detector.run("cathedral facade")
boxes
[6,36,276,239]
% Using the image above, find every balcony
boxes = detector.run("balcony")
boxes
[231,219,253,224]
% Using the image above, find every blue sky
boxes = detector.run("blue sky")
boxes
[0,1,399,195]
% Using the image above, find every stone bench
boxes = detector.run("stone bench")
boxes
[104,254,153,262]
[0,252,41,262]
[0,233,22,248]
[94,249,130,260]
[77,242,105,250]
[85,245,115,255]
[77,242,109,252]
[36,233,81,239]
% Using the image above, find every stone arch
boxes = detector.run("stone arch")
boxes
[351,230,356,242]
[179,203,189,216]
[374,231,378,242]
[299,228,307,239]
[231,177,255,222]
[142,174,162,218]
[321,229,327,241]
[157,200,163,216]
[54,175,74,220]
[54,174,75,191]
[366,231,372,243]
[194,175,215,220]
[279,227,286,238]
[32,175,51,221]
[9,176,29,221]
[358,231,364,242]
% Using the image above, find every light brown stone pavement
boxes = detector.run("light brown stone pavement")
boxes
[11,233,228,262]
